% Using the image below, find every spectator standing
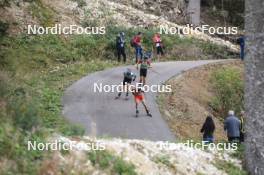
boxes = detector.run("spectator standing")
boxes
[237,35,245,60]
[200,115,215,143]
[152,33,164,62]
[132,32,143,63]
[224,110,241,142]
[116,32,126,62]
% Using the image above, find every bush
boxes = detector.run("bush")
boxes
[0,20,9,37]
[59,123,85,136]
[8,95,41,131]
[210,67,244,118]
[0,122,46,174]
[88,150,137,175]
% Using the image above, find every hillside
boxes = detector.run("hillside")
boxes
[0,0,239,51]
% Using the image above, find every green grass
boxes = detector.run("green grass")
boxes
[88,150,137,175]
[28,0,55,27]
[230,144,245,160]
[210,67,244,118]
[153,154,173,168]
[0,32,119,174]
[214,159,248,175]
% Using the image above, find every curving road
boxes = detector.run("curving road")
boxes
[62,60,225,141]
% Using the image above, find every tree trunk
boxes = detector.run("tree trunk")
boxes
[187,0,200,26]
[245,0,264,174]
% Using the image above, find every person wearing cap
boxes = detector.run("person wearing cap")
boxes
[224,110,241,142]
[116,32,126,62]
[131,86,152,117]
[115,68,136,99]
[136,52,151,85]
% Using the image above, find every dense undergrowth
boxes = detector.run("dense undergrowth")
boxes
[210,67,244,118]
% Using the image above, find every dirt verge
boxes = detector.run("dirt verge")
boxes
[157,60,244,141]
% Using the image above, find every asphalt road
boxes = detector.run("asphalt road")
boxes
[62,60,224,141]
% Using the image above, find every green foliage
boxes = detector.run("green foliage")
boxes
[28,0,55,27]
[210,67,244,118]
[0,20,9,37]
[59,123,85,136]
[0,121,47,175]
[88,150,112,169]
[230,144,245,160]
[8,96,41,131]
[88,150,137,175]
[153,155,172,167]
[214,159,248,175]
[113,157,137,175]
[1,26,235,73]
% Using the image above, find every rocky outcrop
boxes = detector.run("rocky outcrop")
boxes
[46,135,243,175]
[108,0,187,24]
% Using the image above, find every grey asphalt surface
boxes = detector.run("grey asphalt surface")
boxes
[62,60,225,141]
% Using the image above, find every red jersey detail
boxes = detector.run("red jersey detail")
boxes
[133,36,141,46]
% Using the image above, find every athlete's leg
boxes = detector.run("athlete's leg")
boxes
[140,76,144,84]
[157,49,160,62]
[134,98,139,115]
[125,83,130,96]
[116,84,125,98]
[141,100,149,113]
[142,100,151,116]
[122,47,126,63]
[139,47,143,60]
[136,46,140,63]
[117,48,121,62]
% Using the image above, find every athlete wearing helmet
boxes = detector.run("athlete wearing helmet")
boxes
[137,52,151,85]
[115,68,136,99]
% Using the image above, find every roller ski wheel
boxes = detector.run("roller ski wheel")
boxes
[147,112,152,117]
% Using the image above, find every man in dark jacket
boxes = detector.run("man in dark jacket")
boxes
[224,110,241,142]
[237,35,245,60]
[116,32,126,62]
